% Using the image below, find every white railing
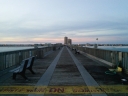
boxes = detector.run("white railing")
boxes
[70,45,128,74]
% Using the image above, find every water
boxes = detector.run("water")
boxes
[98,46,128,52]
[85,46,128,52]
[0,47,34,52]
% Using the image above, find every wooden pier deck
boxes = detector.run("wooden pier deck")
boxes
[0,46,128,96]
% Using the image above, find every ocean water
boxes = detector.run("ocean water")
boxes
[0,47,34,52]
[99,46,128,52]
[85,46,128,52]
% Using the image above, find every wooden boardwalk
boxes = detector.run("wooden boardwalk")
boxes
[0,46,127,96]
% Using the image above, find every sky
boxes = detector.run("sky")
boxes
[0,0,128,44]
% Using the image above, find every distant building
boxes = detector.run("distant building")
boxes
[68,39,72,45]
[64,37,72,45]
[64,37,68,45]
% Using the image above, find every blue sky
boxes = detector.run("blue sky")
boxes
[0,0,128,44]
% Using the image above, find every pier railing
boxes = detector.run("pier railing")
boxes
[70,45,128,74]
[0,46,53,71]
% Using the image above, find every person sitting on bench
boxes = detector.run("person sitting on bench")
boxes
[75,49,80,54]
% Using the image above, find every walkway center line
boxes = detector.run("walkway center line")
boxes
[28,47,63,96]
[67,47,107,96]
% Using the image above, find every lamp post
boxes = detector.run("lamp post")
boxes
[94,38,98,48]
[96,38,98,46]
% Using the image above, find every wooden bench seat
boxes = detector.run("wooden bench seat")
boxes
[12,59,28,80]
[75,49,80,54]
[10,56,35,80]
[72,48,75,50]
[26,56,35,74]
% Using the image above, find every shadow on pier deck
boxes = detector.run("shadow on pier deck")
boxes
[0,46,128,96]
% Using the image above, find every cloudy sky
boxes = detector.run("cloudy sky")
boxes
[0,0,128,44]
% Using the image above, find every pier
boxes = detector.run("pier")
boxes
[0,46,128,96]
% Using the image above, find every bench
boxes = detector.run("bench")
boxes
[75,49,80,54]
[12,59,29,80]
[10,56,35,80]
[26,56,35,74]
[72,48,75,50]
[58,47,60,50]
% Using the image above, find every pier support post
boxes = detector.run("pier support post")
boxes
[0,54,5,70]
[122,52,128,74]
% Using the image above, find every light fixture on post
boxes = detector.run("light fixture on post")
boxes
[96,38,98,45]
[94,38,98,48]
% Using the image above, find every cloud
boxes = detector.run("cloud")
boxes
[0,17,128,44]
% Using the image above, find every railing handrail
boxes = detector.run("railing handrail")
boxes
[0,46,54,71]
[0,46,49,54]
[84,46,128,53]
[70,45,128,74]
